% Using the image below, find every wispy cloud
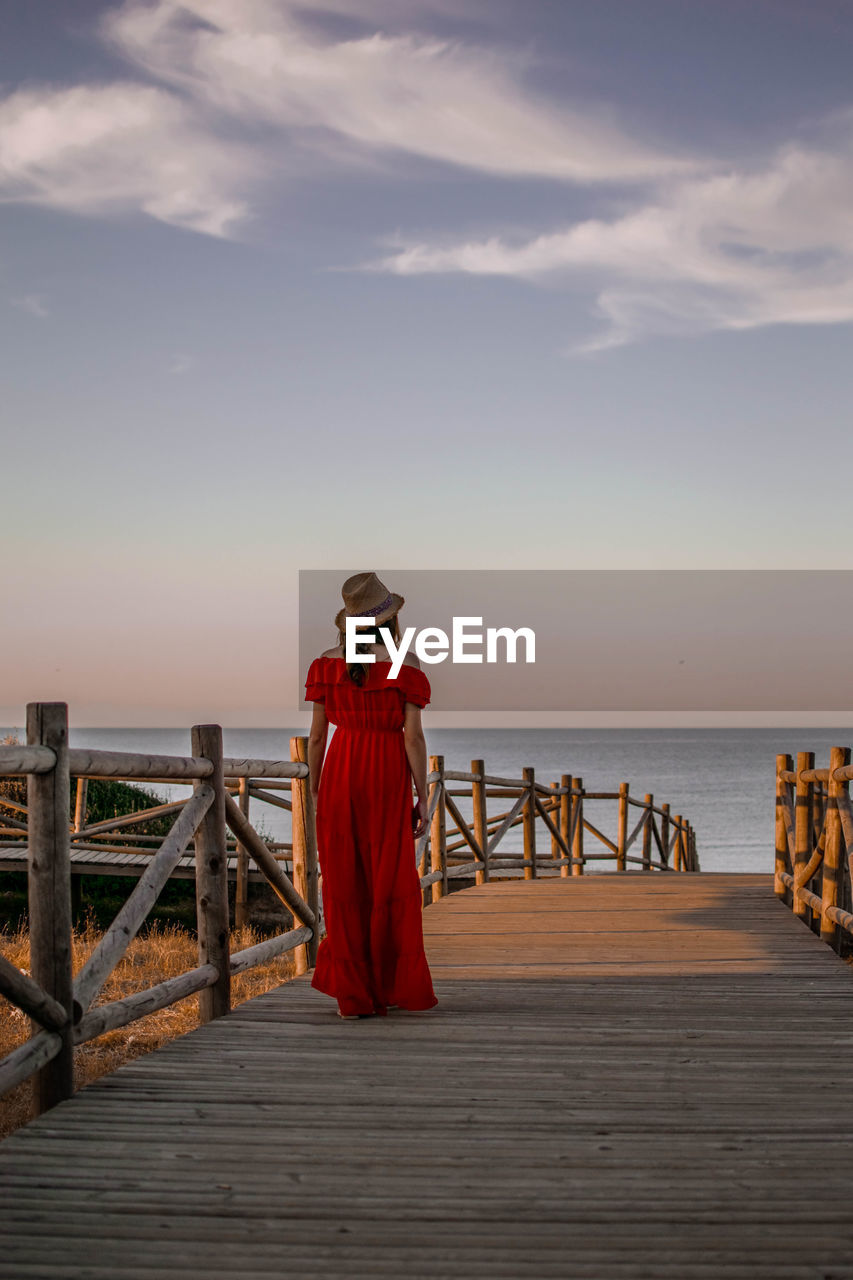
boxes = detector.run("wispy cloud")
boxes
[0,81,254,236]
[3,1,853,351]
[102,0,692,184]
[10,293,49,318]
[0,1,694,241]
[169,352,193,374]
[371,114,853,349]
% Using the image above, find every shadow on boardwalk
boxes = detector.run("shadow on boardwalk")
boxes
[2,873,853,1279]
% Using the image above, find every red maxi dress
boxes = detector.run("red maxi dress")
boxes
[304,656,438,1017]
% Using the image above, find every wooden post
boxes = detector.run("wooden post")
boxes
[522,767,536,880]
[571,776,584,876]
[617,782,629,872]
[813,782,826,852]
[820,746,849,949]
[560,775,571,879]
[793,750,815,923]
[291,736,320,970]
[191,725,230,1021]
[672,816,683,872]
[27,702,74,1115]
[71,776,88,924]
[73,777,88,832]
[642,794,653,871]
[471,759,488,885]
[430,755,446,903]
[661,803,671,870]
[234,778,250,931]
[549,782,561,868]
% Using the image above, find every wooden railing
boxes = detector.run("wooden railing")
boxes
[775,747,853,953]
[415,755,698,898]
[0,703,319,1116]
[0,749,301,931]
[1,705,698,1118]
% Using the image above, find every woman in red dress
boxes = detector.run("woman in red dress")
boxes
[304,572,438,1018]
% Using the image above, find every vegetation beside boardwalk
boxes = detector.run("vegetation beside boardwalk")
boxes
[0,917,295,1141]
[0,748,183,931]
[0,750,275,932]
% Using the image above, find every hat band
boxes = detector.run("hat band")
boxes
[353,593,394,618]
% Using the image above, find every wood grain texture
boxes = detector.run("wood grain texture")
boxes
[1,874,853,1278]
[25,702,73,1113]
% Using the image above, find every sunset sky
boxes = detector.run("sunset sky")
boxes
[3,1,853,726]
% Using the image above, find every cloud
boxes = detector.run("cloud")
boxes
[0,81,254,235]
[10,293,49,318]
[169,352,193,373]
[3,0,852,352]
[100,0,692,185]
[0,0,694,240]
[371,115,853,348]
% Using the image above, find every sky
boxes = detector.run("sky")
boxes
[2,0,853,727]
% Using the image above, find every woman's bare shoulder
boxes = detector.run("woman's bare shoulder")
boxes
[401,652,421,670]
[320,645,343,659]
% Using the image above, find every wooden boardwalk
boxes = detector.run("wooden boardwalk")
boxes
[2,873,853,1278]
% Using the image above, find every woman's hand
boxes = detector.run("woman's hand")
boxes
[413,795,429,839]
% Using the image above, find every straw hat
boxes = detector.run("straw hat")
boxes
[334,572,404,633]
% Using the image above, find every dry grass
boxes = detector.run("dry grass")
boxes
[0,916,295,1142]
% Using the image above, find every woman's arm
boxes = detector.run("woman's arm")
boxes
[403,702,429,838]
[307,702,329,805]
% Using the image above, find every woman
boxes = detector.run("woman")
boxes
[304,572,438,1018]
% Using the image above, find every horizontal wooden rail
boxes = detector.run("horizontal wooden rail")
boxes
[222,758,308,779]
[66,749,212,780]
[73,795,201,840]
[0,746,56,776]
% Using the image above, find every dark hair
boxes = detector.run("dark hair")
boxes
[341,614,402,686]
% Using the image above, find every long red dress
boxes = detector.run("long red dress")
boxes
[304,655,438,1017]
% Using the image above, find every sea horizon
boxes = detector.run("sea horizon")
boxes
[6,724,848,877]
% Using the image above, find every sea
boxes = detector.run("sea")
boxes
[20,725,850,875]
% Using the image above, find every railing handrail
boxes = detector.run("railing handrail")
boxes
[0,704,319,1113]
[0,745,309,783]
[416,754,698,892]
[775,745,853,952]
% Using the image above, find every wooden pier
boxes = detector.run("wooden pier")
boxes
[2,872,853,1278]
[3,709,853,1276]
